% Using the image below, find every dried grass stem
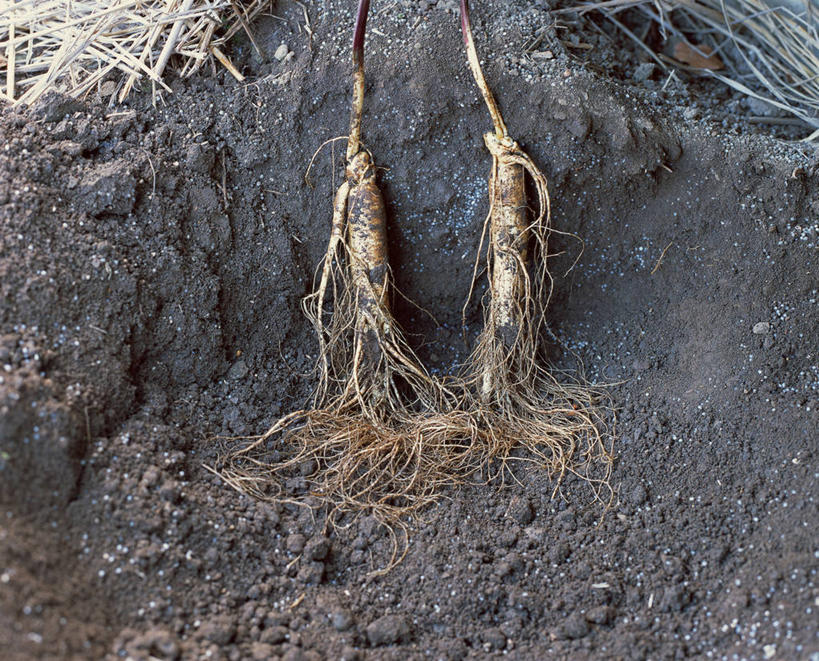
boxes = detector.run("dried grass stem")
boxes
[0,0,269,104]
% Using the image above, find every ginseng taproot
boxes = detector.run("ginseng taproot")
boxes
[458,0,613,494]
[218,1,484,536]
[216,1,614,553]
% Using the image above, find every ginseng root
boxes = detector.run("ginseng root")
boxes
[300,1,456,422]
[307,147,445,418]
[218,0,481,532]
[459,0,613,494]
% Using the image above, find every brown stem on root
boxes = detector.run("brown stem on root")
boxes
[347,0,370,161]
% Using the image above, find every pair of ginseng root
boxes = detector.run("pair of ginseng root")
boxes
[219,0,612,534]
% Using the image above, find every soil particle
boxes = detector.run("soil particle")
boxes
[554,612,590,640]
[296,560,325,585]
[227,360,249,380]
[0,371,87,512]
[753,321,771,334]
[260,625,289,645]
[78,160,136,216]
[282,648,321,661]
[304,535,331,561]
[629,483,648,506]
[121,628,181,660]
[198,616,237,645]
[480,626,507,650]
[659,584,691,613]
[330,608,355,632]
[365,614,412,646]
[32,91,86,122]
[550,541,571,564]
[286,533,306,554]
[275,44,291,61]
[339,646,360,661]
[585,605,614,625]
[496,528,519,548]
[505,495,534,525]
[250,642,275,660]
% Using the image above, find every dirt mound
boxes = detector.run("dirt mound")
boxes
[1,2,817,659]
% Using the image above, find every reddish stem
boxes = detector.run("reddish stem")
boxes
[353,0,370,67]
[458,0,508,138]
[460,0,471,46]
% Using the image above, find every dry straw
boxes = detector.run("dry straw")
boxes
[567,0,819,137]
[0,0,269,105]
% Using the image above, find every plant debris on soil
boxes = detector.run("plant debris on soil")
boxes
[562,0,819,135]
[1,2,817,660]
[0,0,270,105]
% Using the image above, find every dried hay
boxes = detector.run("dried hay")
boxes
[567,0,819,137]
[0,0,269,105]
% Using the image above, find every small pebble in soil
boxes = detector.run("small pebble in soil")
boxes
[366,614,411,646]
[274,44,290,61]
[753,321,771,334]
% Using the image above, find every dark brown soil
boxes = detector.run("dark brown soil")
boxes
[1,2,817,660]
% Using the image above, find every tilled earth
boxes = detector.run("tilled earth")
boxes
[1,2,817,660]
